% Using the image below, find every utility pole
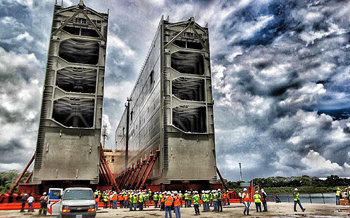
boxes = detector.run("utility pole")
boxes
[239,162,243,181]
[102,124,107,149]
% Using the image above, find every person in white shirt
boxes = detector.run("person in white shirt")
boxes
[27,194,34,212]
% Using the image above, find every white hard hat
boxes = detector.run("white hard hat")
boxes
[167,191,171,195]
[202,190,204,193]
[255,191,258,194]
[261,189,264,192]
[218,189,221,191]
[243,188,247,191]
[24,193,27,196]
[294,188,298,191]
[43,192,47,195]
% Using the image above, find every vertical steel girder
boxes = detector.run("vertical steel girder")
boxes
[138,151,159,190]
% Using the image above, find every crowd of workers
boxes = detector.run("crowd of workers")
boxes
[93,188,230,217]
[18,185,350,216]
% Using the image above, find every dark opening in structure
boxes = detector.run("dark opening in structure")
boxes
[173,40,186,48]
[59,39,99,65]
[56,67,97,93]
[53,98,94,128]
[173,107,206,133]
[187,41,203,49]
[172,78,205,101]
[171,52,204,75]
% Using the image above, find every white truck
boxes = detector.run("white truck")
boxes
[59,187,96,218]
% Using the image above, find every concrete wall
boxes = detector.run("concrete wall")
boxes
[32,2,108,184]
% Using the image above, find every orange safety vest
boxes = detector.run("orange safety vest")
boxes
[174,196,181,207]
[124,195,128,201]
[95,195,100,203]
[118,195,123,201]
[165,195,173,206]
[161,196,165,203]
[112,194,118,201]
[243,193,250,202]
[223,193,226,199]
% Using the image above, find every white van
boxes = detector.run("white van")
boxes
[60,187,96,218]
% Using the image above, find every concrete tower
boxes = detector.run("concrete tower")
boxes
[32,1,108,185]
[115,17,217,188]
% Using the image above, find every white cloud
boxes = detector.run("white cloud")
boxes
[108,33,136,57]
[15,32,34,42]
[301,150,343,173]
[104,81,134,102]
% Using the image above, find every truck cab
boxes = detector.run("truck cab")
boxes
[60,187,96,218]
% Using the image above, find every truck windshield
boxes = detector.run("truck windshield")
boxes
[63,190,94,200]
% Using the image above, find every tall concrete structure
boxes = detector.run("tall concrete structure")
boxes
[115,17,217,188]
[32,0,108,185]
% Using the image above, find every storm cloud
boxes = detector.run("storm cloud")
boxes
[0,0,349,180]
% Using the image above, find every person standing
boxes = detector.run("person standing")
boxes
[39,192,48,215]
[138,192,144,211]
[261,188,268,212]
[242,188,250,216]
[164,191,173,218]
[253,191,262,212]
[27,193,34,212]
[212,190,218,212]
[217,189,223,212]
[20,193,27,212]
[226,190,230,205]
[192,191,200,215]
[153,192,159,208]
[173,192,181,218]
[160,192,165,211]
[178,191,183,207]
[336,187,342,205]
[293,188,305,212]
[239,191,242,203]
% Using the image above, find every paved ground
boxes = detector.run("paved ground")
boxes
[0,203,349,217]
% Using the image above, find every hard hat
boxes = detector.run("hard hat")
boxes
[243,188,247,191]
[167,191,171,195]
[337,187,340,190]
[218,189,221,191]
[179,191,182,193]
[294,188,298,191]
[24,193,27,196]
[261,189,264,192]
[202,190,204,193]
[255,191,258,194]
[43,192,47,195]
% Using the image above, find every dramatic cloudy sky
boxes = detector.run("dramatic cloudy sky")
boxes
[0,0,349,181]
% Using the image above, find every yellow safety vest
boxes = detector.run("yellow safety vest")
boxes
[253,194,261,203]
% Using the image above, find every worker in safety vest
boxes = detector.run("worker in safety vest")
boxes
[209,190,213,207]
[184,191,189,208]
[123,193,128,208]
[39,192,48,215]
[178,191,183,207]
[212,190,218,212]
[164,191,173,218]
[202,190,209,212]
[192,191,200,215]
[129,192,133,211]
[226,190,230,205]
[222,192,226,205]
[153,192,159,208]
[293,188,305,212]
[132,193,138,211]
[102,193,108,208]
[94,191,100,210]
[217,189,223,212]
[336,187,342,205]
[253,191,262,212]
[261,188,268,212]
[139,192,144,210]
[160,192,165,211]
[173,191,181,218]
[118,192,123,208]
[111,192,118,209]
[242,188,250,216]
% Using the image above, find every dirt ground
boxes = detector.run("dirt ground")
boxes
[0,202,349,217]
